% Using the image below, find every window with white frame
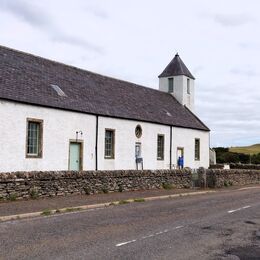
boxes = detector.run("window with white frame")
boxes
[195,138,200,161]
[157,134,165,160]
[26,119,43,158]
[105,129,115,159]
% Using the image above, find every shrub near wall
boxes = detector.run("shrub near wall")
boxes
[0,169,192,200]
[209,164,224,169]
[229,163,260,170]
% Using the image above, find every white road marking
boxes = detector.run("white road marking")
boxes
[238,186,260,191]
[116,240,136,247]
[175,225,184,229]
[228,205,251,213]
[116,225,184,247]
[142,234,155,239]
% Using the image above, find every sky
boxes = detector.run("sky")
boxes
[0,0,259,147]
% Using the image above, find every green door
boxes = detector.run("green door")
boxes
[69,143,81,171]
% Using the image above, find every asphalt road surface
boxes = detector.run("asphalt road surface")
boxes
[0,187,260,260]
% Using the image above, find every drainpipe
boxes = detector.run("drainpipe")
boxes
[170,126,172,169]
[95,115,99,171]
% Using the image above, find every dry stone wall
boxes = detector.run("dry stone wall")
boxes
[0,169,259,200]
[0,169,192,200]
[204,169,260,188]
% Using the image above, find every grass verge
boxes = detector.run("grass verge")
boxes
[134,198,145,202]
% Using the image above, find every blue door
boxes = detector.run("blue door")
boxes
[69,143,81,171]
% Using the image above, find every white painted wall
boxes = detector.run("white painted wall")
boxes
[172,127,209,169]
[0,100,96,172]
[98,117,170,170]
[159,75,194,112]
[0,99,209,172]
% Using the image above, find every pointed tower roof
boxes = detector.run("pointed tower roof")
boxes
[158,53,195,79]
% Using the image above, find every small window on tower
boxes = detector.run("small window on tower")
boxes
[168,78,174,93]
[187,78,190,94]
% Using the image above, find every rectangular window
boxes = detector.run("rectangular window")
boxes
[187,78,190,94]
[105,129,115,159]
[168,78,174,93]
[26,119,43,158]
[157,134,165,160]
[195,138,200,161]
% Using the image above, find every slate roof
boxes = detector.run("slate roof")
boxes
[159,53,195,79]
[0,45,209,131]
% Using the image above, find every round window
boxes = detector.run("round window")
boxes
[135,125,142,138]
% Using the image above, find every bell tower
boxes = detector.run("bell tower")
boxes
[158,53,195,112]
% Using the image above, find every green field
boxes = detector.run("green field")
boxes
[229,144,260,155]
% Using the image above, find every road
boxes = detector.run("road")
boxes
[0,187,260,260]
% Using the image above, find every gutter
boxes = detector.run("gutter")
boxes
[95,115,99,171]
[170,126,172,169]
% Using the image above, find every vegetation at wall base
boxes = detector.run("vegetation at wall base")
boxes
[102,187,109,194]
[118,185,123,192]
[83,186,91,195]
[8,193,17,201]
[162,183,174,190]
[29,188,39,200]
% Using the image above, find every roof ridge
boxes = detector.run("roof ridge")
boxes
[0,44,168,96]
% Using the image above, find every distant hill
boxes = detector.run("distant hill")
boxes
[229,144,260,155]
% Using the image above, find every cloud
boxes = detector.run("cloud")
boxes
[0,0,51,28]
[0,0,103,53]
[51,34,104,54]
[230,68,258,77]
[85,5,109,19]
[239,42,260,50]
[213,13,253,27]
[196,81,260,147]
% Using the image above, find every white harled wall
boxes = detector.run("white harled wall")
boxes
[0,100,96,172]
[159,75,195,112]
[98,117,171,170]
[172,127,209,169]
[0,99,209,172]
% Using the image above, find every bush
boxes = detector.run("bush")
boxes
[118,185,123,192]
[102,187,109,194]
[224,181,229,187]
[30,188,39,199]
[83,186,91,195]
[8,193,17,201]
[162,183,174,190]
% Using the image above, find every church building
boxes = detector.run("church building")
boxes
[0,45,210,172]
